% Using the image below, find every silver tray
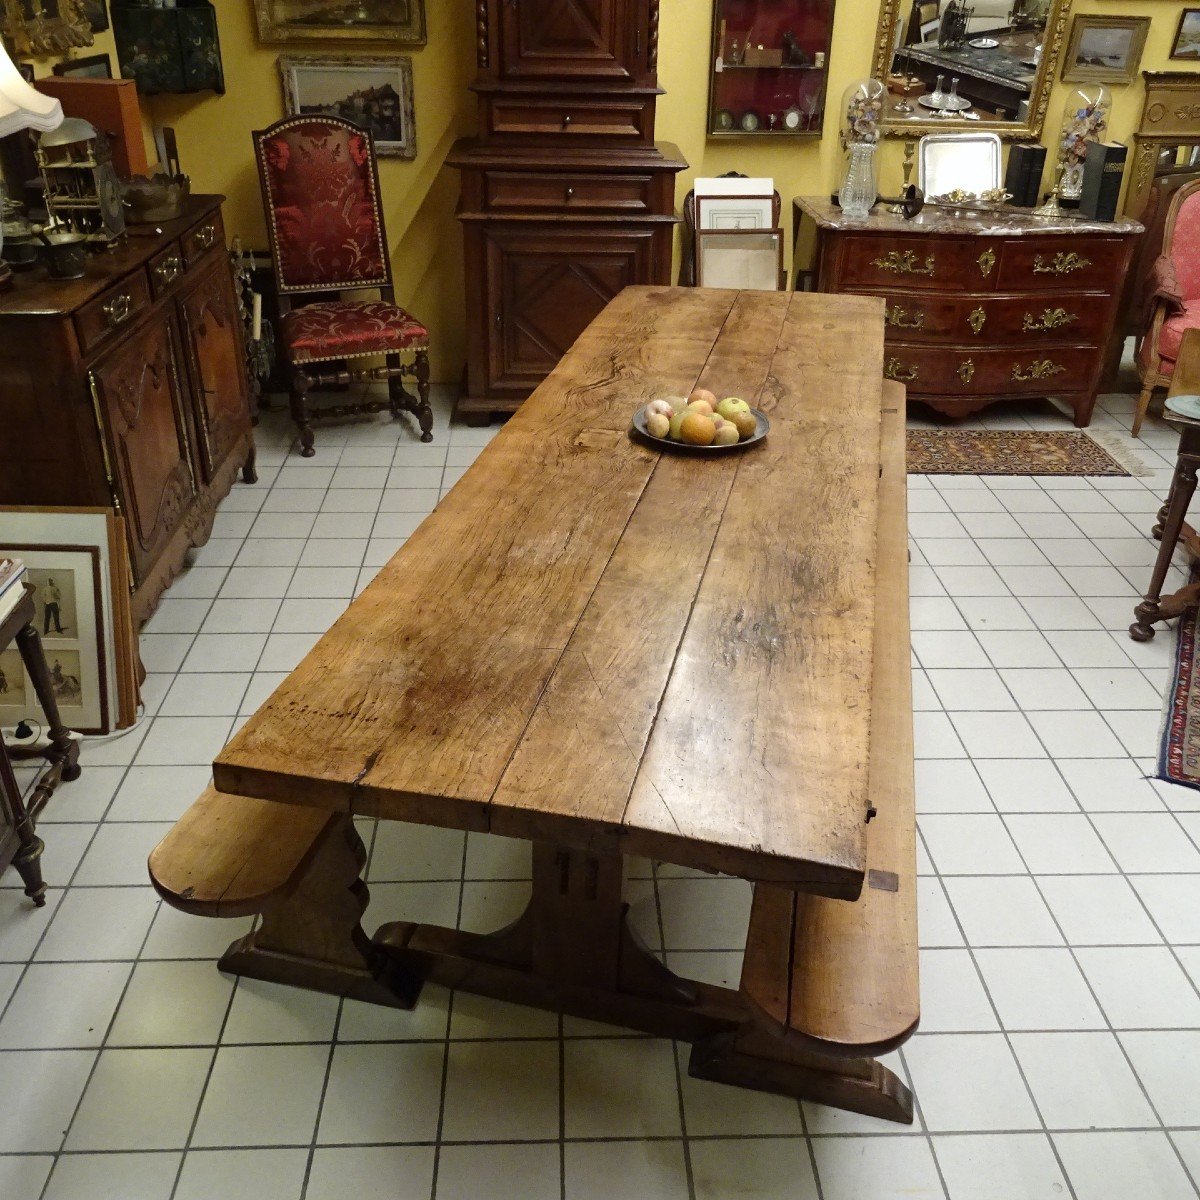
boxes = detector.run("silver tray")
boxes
[918,131,1002,198]
[630,407,770,454]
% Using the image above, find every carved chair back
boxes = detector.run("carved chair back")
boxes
[1165,177,1200,303]
[253,115,394,316]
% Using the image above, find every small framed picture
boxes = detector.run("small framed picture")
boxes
[52,52,113,79]
[696,194,776,231]
[279,54,416,159]
[1062,15,1150,85]
[696,229,784,291]
[255,0,425,45]
[1173,10,1200,60]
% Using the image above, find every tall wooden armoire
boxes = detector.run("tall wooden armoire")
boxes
[450,0,686,420]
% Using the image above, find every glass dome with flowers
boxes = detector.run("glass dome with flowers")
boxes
[1056,84,1111,201]
[838,78,885,218]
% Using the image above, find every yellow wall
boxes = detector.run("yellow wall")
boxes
[32,0,1195,381]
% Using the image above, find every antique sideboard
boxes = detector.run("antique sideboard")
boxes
[794,197,1142,426]
[449,0,686,421]
[0,195,255,626]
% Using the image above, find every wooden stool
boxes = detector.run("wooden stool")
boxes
[0,583,82,904]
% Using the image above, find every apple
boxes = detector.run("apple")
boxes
[717,397,751,421]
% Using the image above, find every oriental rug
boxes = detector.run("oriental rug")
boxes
[906,430,1149,477]
[1160,587,1200,791]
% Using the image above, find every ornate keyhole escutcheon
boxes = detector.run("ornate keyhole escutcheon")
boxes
[968,306,986,335]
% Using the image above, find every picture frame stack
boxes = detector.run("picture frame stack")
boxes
[692,177,785,291]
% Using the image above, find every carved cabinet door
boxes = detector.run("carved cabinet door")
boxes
[498,0,645,81]
[177,256,251,484]
[89,317,197,584]
[484,224,654,393]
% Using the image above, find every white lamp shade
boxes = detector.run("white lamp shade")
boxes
[0,44,63,140]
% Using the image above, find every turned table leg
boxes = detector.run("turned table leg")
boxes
[0,735,45,905]
[15,621,80,782]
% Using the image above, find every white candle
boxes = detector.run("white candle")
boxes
[251,293,262,342]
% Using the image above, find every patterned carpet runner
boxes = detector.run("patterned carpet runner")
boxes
[906,430,1145,476]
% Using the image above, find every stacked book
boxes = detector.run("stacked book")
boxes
[0,557,27,625]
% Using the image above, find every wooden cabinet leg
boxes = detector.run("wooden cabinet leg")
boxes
[241,442,258,485]
[15,622,80,782]
[219,814,420,1008]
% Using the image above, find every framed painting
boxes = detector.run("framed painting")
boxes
[0,544,108,734]
[52,51,112,78]
[696,229,784,292]
[279,54,416,159]
[1,0,93,56]
[1173,10,1200,61]
[1062,16,1150,85]
[254,0,426,46]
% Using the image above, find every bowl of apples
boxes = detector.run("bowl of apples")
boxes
[631,389,769,454]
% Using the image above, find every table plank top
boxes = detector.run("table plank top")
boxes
[214,287,886,896]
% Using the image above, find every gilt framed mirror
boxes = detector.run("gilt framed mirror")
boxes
[871,0,1070,139]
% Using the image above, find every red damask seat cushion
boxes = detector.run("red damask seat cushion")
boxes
[281,300,429,364]
[1147,301,1200,374]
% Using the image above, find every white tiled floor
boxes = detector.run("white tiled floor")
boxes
[3,379,1200,1199]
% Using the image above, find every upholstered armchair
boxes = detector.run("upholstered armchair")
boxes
[253,115,432,456]
[1134,178,1200,438]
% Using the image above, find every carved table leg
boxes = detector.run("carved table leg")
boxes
[1132,457,1198,641]
[690,1024,913,1124]
[0,736,46,905]
[290,371,316,458]
[219,814,419,1008]
[1153,499,1171,541]
[16,622,80,782]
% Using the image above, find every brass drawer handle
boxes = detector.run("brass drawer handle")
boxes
[1022,307,1078,333]
[968,306,986,335]
[195,224,216,250]
[872,250,935,276]
[1032,251,1090,276]
[1012,358,1067,382]
[885,304,924,330]
[958,359,975,384]
[102,293,132,328]
[977,248,996,278]
[884,356,918,383]
[154,254,182,285]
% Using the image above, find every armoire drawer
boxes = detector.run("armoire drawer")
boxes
[996,238,1130,292]
[182,210,224,265]
[483,170,653,213]
[873,289,1113,346]
[148,241,186,297]
[837,235,988,292]
[74,270,152,354]
[882,343,1098,396]
[487,96,650,141]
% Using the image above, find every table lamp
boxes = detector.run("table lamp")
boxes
[0,44,63,291]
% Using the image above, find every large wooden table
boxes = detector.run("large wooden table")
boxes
[212,286,895,1079]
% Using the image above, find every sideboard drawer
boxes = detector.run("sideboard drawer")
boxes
[483,170,653,213]
[872,290,1112,345]
[488,97,649,141]
[148,242,185,297]
[838,235,986,292]
[74,270,152,354]
[182,211,224,265]
[997,238,1129,292]
[882,344,1099,396]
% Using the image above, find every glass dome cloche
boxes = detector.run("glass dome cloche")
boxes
[838,77,885,219]
[1056,83,1111,202]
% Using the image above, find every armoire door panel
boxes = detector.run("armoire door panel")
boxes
[484,226,653,391]
[90,318,197,583]
[179,257,251,484]
[500,0,639,79]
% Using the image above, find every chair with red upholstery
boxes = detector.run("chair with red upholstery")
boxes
[1134,178,1200,438]
[253,115,432,456]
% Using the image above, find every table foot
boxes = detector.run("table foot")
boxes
[690,1025,913,1124]
[218,814,420,1009]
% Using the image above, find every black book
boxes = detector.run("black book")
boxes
[1004,143,1046,208]
[1080,141,1128,222]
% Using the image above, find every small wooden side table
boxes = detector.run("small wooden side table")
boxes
[1131,329,1200,642]
[0,582,82,904]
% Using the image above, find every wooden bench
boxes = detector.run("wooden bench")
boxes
[690,390,920,1123]
[148,786,418,1008]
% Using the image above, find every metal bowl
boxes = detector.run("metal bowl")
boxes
[630,407,770,454]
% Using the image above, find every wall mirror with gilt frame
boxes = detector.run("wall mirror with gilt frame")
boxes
[871,0,1070,139]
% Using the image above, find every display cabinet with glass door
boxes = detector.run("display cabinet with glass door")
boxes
[707,0,837,136]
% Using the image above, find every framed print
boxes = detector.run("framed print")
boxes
[696,229,784,291]
[279,54,416,159]
[0,544,107,734]
[696,194,775,232]
[52,52,113,79]
[254,0,426,46]
[1173,10,1200,61]
[1062,16,1150,85]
